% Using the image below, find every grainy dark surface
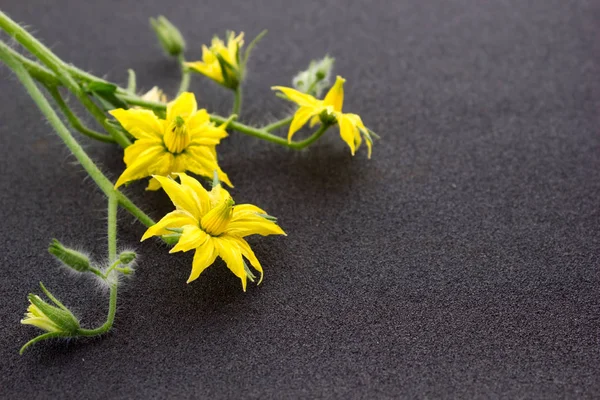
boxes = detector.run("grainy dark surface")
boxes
[1,0,599,398]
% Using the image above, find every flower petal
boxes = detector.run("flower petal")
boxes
[288,106,318,142]
[229,236,264,284]
[167,92,197,121]
[170,225,209,253]
[187,238,218,283]
[115,145,165,188]
[213,236,247,291]
[184,147,233,187]
[175,173,211,216]
[123,138,162,165]
[141,210,197,241]
[323,76,345,112]
[337,114,357,156]
[152,175,202,219]
[109,109,164,140]
[271,86,320,107]
[227,206,286,237]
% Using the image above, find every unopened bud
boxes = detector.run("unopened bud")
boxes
[150,16,186,57]
[119,251,137,265]
[292,55,335,97]
[48,239,91,273]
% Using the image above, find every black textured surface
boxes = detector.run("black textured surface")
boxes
[1,0,600,398]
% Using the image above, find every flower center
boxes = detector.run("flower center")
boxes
[164,116,190,154]
[200,196,235,236]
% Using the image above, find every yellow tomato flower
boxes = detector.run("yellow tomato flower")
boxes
[141,173,286,290]
[185,31,244,89]
[109,92,232,190]
[272,75,375,158]
[21,286,80,334]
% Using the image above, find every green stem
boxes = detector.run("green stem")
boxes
[176,54,190,95]
[0,12,131,148]
[77,282,117,336]
[0,41,155,228]
[211,114,331,149]
[107,194,117,260]
[46,85,115,143]
[232,85,242,115]
[263,116,293,132]
[19,332,65,355]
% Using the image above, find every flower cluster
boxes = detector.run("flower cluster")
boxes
[0,12,379,353]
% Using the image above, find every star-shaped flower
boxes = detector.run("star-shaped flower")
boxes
[109,92,232,190]
[142,173,286,290]
[272,75,376,157]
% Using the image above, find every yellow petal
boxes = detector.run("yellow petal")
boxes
[337,114,357,156]
[309,115,321,128]
[167,92,197,121]
[175,173,211,216]
[288,106,318,142]
[229,236,264,284]
[187,238,218,283]
[186,109,210,130]
[115,145,165,188]
[146,177,162,191]
[109,109,163,140]
[170,225,209,253]
[152,175,202,219]
[271,86,320,107]
[227,205,286,237]
[183,147,233,187]
[141,210,197,241]
[213,236,247,291]
[123,138,162,166]
[323,76,345,112]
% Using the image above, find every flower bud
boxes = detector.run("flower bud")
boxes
[292,55,335,97]
[48,239,91,273]
[119,251,137,265]
[21,283,80,335]
[150,16,186,57]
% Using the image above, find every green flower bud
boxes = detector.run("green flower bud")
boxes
[48,239,91,273]
[150,16,186,57]
[21,283,80,335]
[118,251,137,265]
[292,55,335,97]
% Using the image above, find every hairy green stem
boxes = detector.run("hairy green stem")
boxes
[47,85,116,143]
[263,116,293,132]
[77,282,117,336]
[0,41,155,228]
[107,194,117,260]
[0,12,131,148]
[176,54,190,95]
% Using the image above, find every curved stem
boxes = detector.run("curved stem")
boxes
[263,116,293,132]
[232,86,242,115]
[176,54,190,95]
[47,86,115,143]
[76,283,117,336]
[0,41,155,228]
[77,194,119,336]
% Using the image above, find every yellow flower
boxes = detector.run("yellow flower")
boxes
[21,286,80,334]
[141,173,286,290]
[272,75,375,158]
[109,92,232,190]
[185,31,244,89]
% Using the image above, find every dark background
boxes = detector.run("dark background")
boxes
[1,0,599,398]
